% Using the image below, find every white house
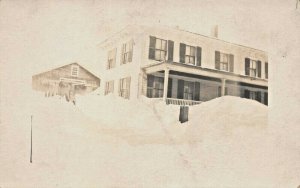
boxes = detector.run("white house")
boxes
[99,25,268,105]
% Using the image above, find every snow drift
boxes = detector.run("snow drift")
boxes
[185,96,268,142]
[75,91,184,144]
[2,91,296,187]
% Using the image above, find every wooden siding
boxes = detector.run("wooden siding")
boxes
[32,63,100,96]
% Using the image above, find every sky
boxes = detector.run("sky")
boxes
[0,0,299,110]
[0,0,296,75]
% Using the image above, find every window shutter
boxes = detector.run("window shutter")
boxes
[179,43,186,63]
[105,82,108,95]
[265,62,268,79]
[229,54,234,73]
[215,51,220,70]
[257,60,261,78]
[106,51,110,69]
[245,58,250,75]
[194,82,200,101]
[196,47,202,66]
[113,48,117,67]
[244,89,250,99]
[167,78,172,98]
[120,44,124,65]
[149,36,156,60]
[128,40,133,62]
[255,91,261,102]
[118,79,122,96]
[167,40,174,62]
[264,92,268,105]
[177,79,184,99]
[126,77,131,99]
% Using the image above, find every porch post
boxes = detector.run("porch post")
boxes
[221,78,226,96]
[163,68,169,102]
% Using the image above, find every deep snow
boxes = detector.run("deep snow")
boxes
[1,90,299,187]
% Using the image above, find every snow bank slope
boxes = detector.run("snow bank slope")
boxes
[181,97,276,187]
[186,96,268,141]
[76,93,181,137]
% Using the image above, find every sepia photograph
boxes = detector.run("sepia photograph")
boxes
[0,0,299,187]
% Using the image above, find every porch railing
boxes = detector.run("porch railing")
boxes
[166,98,202,106]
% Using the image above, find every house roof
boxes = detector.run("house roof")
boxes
[33,62,100,80]
[98,24,267,54]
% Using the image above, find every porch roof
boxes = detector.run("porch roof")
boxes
[142,62,268,87]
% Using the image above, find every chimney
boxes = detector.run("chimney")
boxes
[211,25,218,38]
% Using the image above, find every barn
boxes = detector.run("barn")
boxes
[32,63,100,104]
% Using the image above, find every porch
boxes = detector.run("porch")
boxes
[142,62,268,106]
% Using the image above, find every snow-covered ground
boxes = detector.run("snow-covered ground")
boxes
[0,89,298,187]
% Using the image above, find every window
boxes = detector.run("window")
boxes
[185,45,196,65]
[245,58,261,78]
[218,86,228,97]
[180,43,201,66]
[177,80,200,101]
[249,60,257,77]
[249,90,256,100]
[71,65,79,77]
[149,37,168,61]
[147,75,164,98]
[107,48,116,69]
[215,51,234,72]
[119,77,131,99]
[244,89,261,102]
[220,53,229,71]
[154,38,167,61]
[121,40,133,64]
[105,81,114,95]
[183,81,194,100]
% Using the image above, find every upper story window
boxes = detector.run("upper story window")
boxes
[154,38,167,61]
[149,36,174,62]
[215,51,234,72]
[245,58,261,78]
[107,48,116,69]
[121,40,133,65]
[185,45,196,65]
[265,62,268,79]
[71,65,79,77]
[249,60,257,77]
[180,43,201,66]
[220,53,229,71]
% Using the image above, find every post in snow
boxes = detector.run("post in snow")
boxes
[30,115,33,163]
